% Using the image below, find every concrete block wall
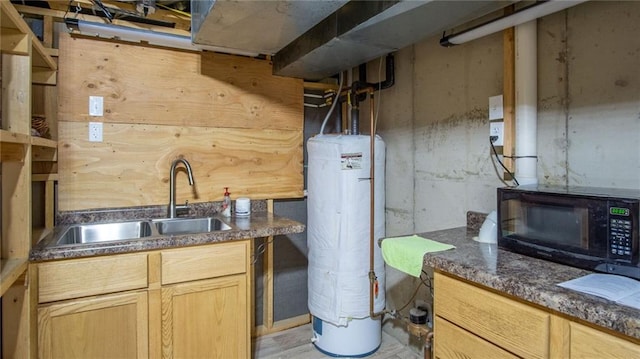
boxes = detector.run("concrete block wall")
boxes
[374,0,640,350]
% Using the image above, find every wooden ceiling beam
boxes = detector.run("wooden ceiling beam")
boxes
[13,4,190,37]
[15,0,190,32]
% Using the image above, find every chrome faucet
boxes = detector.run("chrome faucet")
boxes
[168,158,194,218]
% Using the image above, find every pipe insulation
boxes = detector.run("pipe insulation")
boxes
[515,20,538,186]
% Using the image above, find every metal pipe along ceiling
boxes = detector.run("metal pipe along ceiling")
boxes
[192,1,514,80]
[273,1,514,80]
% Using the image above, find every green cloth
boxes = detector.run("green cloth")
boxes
[381,235,456,277]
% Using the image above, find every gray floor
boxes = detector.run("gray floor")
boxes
[253,324,421,359]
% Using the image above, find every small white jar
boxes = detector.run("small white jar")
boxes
[235,198,251,216]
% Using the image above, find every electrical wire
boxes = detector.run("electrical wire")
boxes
[90,0,113,22]
[490,138,519,186]
[63,0,72,20]
[395,270,433,313]
[74,0,159,22]
[251,237,274,265]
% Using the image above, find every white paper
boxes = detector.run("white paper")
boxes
[616,292,640,309]
[558,273,640,309]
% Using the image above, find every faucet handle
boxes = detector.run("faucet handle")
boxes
[176,200,190,217]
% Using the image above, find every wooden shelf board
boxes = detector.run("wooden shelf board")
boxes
[0,258,28,297]
[1,140,27,162]
[31,136,57,148]
[33,66,57,85]
[0,129,30,144]
[45,47,59,57]
[32,137,58,162]
[0,28,29,55]
[32,173,59,182]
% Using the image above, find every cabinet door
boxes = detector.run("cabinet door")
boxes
[37,291,148,359]
[569,321,640,358]
[434,316,519,359]
[162,274,248,359]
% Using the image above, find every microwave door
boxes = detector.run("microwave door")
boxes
[522,204,590,250]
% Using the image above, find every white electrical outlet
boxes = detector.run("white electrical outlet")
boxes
[490,121,504,146]
[89,122,103,142]
[89,96,104,116]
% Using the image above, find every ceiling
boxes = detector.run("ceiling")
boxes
[191,0,518,80]
[14,0,519,80]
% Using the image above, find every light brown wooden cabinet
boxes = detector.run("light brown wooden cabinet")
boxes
[160,242,250,358]
[37,291,149,358]
[163,274,248,358]
[569,321,640,359]
[34,240,251,359]
[434,316,518,359]
[433,272,640,359]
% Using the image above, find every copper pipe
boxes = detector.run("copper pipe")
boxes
[424,332,434,359]
[368,89,385,318]
[334,85,376,100]
[407,320,433,358]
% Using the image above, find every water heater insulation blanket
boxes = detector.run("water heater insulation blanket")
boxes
[307,134,386,327]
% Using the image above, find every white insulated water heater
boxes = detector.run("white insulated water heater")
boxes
[307,134,386,357]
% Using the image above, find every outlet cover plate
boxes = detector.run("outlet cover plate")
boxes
[89,122,103,142]
[490,121,504,146]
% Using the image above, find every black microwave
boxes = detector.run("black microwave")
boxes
[497,185,640,279]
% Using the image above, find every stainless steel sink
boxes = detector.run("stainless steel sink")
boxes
[43,216,233,249]
[56,221,154,245]
[153,217,232,235]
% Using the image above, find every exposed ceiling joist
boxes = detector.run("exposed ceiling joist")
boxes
[12,0,191,32]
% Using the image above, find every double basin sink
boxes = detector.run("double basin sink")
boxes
[54,217,232,246]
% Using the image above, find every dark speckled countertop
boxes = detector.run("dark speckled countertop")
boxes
[31,209,305,262]
[419,225,640,340]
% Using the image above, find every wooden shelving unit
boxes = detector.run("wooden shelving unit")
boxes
[2,0,58,357]
[0,259,29,297]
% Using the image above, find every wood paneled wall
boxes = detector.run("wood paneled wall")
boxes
[57,34,303,211]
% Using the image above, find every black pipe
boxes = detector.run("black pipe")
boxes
[337,52,396,104]
[351,105,360,135]
[365,53,396,91]
[355,53,396,102]
[334,53,396,134]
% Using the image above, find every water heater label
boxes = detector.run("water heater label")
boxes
[341,153,362,170]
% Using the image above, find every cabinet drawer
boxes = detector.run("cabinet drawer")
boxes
[434,273,550,359]
[434,316,518,359]
[38,253,148,303]
[161,241,247,285]
[569,321,640,358]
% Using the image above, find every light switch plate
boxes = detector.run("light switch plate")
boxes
[489,95,503,120]
[89,96,104,117]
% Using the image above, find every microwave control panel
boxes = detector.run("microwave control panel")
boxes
[608,205,633,260]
